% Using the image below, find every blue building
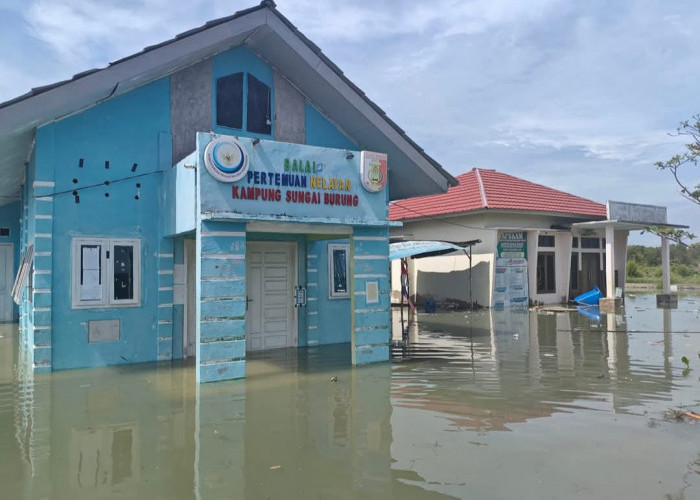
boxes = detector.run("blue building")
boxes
[0,1,455,382]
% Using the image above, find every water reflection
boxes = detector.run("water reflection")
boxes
[0,294,698,499]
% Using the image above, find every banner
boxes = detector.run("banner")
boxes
[493,231,529,309]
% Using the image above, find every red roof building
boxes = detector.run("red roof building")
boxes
[390,168,607,221]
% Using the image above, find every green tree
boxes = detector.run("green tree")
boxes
[655,115,700,206]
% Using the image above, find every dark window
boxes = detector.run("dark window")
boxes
[538,235,555,247]
[246,74,271,134]
[216,73,243,129]
[0,227,9,237]
[113,245,134,301]
[570,253,578,290]
[581,237,600,249]
[572,237,578,248]
[537,252,556,293]
[332,248,347,294]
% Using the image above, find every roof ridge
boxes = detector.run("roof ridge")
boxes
[474,168,488,208]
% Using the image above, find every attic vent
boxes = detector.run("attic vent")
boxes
[0,228,9,237]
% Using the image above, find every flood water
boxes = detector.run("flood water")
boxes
[0,293,698,499]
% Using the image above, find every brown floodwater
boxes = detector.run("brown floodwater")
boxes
[0,293,698,499]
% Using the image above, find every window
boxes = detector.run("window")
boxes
[538,235,555,247]
[580,237,600,249]
[537,252,556,294]
[572,237,579,248]
[0,227,10,237]
[216,72,271,135]
[328,244,349,299]
[570,253,579,290]
[72,238,141,308]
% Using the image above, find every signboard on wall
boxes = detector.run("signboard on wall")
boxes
[198,133,387,224]
[493,231,529,309]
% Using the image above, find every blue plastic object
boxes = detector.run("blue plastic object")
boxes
[577,305,601,323]
[573,286,603,306]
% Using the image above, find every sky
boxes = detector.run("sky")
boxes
[0,0,698,245]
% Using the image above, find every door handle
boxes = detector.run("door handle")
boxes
[246,296,253,311]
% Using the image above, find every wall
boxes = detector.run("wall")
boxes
[306,238,351,346]
[37,77,172,370]
[391,212,594,307]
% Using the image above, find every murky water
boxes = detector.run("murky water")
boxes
[0,293,698,499]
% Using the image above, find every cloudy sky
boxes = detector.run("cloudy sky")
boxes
[1,0,698,244]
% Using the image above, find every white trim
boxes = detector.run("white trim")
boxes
[33,181,55,188]
[156,253,174,258]
[35,233,52,238]
[33,307,51,312]
[201,253,245,260]
[158,320,173,325]
[354,308,388,314]
[35,197,53,202]
[355,273,388,279]
[308,311,318,315]
[307,254,318,259]
[308,325,318,330]
[33,325,50,330]
[354,254,386,260]
[201,231,246,237]
[159,303,174,308]
[328,243,350,299]
[71,237,142,309]
[159,286,174,291]
[308,268,317,273]
[353,236,388,241]
[33,289,51,294]
[200,276,244,282]
[158,269,174,274]
[35,215,53,220]
[307,282,318,287]
[34,269,51,274]
[35,251,51,256]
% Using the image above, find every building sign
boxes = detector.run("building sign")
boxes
[493,231,529,309]
[199,134,387,223]
[607,200,667,225]
[204,136,249,182]
[360,151,387,192]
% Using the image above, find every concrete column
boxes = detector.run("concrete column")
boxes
[656,236,677,308]
[351,226,390,365]
[605,225,615,299]
[661,236,671,294]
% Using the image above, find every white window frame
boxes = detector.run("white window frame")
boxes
[328,243,350,299]
[71,237,141,309]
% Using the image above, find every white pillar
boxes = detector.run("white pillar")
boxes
[661,236,671,294]
[605,225,615,298]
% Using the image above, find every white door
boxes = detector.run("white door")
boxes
[0,244,13,322]
[246,242,296,351]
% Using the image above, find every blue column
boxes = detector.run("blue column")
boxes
[197,220,247,382]
[351,227,391,364]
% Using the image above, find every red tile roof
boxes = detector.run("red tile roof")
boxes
[389,168,607,221]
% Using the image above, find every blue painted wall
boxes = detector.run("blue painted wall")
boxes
[306,238,351,346]
[37,78,171,370]
[305,104,357,150]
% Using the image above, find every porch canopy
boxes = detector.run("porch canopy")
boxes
[573,201,689,298]
[389,239,481,260]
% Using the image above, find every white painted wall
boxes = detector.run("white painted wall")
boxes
[391,211,596,307]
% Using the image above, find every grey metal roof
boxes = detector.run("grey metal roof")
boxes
[0,0,457,205]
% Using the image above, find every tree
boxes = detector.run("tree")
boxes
[649,115,700,244]
[655,115,700,206]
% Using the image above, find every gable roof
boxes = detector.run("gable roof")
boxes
[0,1,456,205]
[389,168,607,221]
